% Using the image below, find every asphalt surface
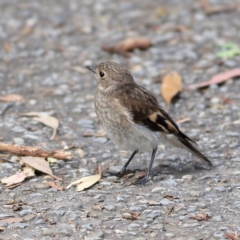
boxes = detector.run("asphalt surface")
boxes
[0,0,240,239]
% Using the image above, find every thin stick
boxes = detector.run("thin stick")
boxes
[0,142,73,160]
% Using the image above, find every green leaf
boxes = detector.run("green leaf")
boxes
[216,42,240,58]
[47,157,58,164]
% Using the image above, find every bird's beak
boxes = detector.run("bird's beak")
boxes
[86,66,95,74]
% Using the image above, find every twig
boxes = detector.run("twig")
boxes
[0,142,73,160]
[66,66,87,74]
[201,0,236,15]
[221,120,240,127]
[176,118,191,124]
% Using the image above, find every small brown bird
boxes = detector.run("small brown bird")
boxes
[86,62,212,184]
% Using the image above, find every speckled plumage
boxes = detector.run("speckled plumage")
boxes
[86,62,212,184]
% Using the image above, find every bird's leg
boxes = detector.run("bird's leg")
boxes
[134,148,157,185]
[119,150,138,175]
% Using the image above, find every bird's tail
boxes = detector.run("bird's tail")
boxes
[178,131,212,167]
[166,131,212,167]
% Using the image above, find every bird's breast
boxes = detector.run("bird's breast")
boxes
[95,92,132,129]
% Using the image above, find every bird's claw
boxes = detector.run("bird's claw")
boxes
[133,176,149,185]
[117,168,125,177]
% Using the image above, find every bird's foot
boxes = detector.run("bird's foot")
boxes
[117,167,126,177]
[133,175,149,185]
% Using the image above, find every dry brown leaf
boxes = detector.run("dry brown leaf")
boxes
[1,166,35,188]
[86,211,98,218]
[186,68,240,90]
[22,112,59,140]
[102,37,152,57]
[147,201,162,206]
[47,181,65,191]
[4,42,11,52]
[166,206,174,215]
[130,212,141,220]
[0,217,23,223]
[67,174,101,191]
[1,172,26,187]
[82,131,106,138]
[134,171,146,180]
[224,232,239,240]
[75,149,86,158]
[21,156,62,181]
[92,205,102,211]
[161,71,182,107]
[201,0,236,15]
[0,226,5,231]
[0,94,25,103]
[189,213,211,221]
[121,38,152,52]
[123,173,134,179]
[122,212,141,220]
[66,167,102,191]
[163,195,174,201]
[5,183,22,189]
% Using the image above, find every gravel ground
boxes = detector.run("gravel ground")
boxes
[1,0,240,239]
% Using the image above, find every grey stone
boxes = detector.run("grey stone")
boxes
[219,226,228,231]
[35,219,46,225]
[165,233,175,238]
[162,179,178,187]
[212,215,222,222]
[78,119,94,126]
[13,137,24,144]
[145,218,154,224]
[104,205,116,211]
[84,231,104,240]
[117,196,126,202]
[213,187,226,192]
[129,206,143,212]
[147,211,161,220]
[93,194,104,199]
[182,223,200,228]
[57,223,73,236]
[160,198,173,205]
[128,223,140,229]
[19,209,32,217]
[9,223,29,229]
[0,222,8,227]
[30,193,43,198]
[70,161,80,168]
[82,224,93,230]
[232,158,240,162]
[1,163,13,169]
[150,224,164,230]
[65,211,79,221]
[93,137,107,143]
[108,165,122,174]
[187,206,197,213]
[42,228,55,236]
[57,160,65,168]
[151,187,165,193]
[100,181,112,186]
[0,214,14,219]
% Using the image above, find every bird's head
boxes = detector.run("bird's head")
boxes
[86,62,134,91]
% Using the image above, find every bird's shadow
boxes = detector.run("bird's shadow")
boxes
[106,162,212,179]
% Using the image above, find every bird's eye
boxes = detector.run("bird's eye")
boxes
[99,71,105,78]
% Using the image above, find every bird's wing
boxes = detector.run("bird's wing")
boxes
[112,83,185,136]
